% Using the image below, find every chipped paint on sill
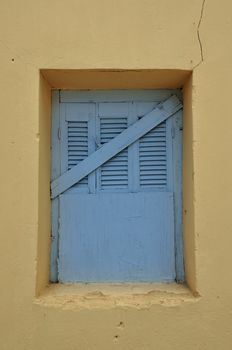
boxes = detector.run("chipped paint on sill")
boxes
[34,283,200,310]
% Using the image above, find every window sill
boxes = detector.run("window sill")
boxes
[35,283,199,310]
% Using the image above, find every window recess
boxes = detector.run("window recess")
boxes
[50,90,184,283]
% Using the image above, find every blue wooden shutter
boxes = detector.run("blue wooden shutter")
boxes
[51,91,184,283]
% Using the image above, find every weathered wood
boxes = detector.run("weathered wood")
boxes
[51,95,182,198]
[50,91,60,282]
[60,89,182,103]
[172,110,184,281]
[58,192,175,282]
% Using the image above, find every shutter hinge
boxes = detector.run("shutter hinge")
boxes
[171,126,175,139]
[57,127,61,140]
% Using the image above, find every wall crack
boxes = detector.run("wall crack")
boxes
[193,0,206,69]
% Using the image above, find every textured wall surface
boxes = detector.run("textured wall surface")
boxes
[0,0,232,349]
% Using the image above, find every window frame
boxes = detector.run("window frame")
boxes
[50,89,184,283]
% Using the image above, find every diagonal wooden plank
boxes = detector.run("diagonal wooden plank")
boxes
[51,95,182,198]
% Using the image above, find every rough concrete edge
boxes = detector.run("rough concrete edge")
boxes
[34,283,201,310]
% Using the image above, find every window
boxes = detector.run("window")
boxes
[50,90,184,283]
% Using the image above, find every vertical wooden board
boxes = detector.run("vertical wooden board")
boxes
[88,104,97,193]
[50,91,60,282]
[50,197,59,282]
[51,91,61,181]
[60,103,68,175]
[128,102,139,192]
[172,110,184,281]
[58,192,175,282]
[166,116,174,191]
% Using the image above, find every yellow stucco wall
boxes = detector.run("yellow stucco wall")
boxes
[1,0,232,349]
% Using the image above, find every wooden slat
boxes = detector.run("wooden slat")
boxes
[171,110,184,281]
[50,91,60,282]
[51,95,182,198]
[60,89,182,103]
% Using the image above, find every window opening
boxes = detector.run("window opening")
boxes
[50,90,184,283]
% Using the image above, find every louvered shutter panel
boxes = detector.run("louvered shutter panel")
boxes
[64,103,95,189]
[139,121,167,188]
[98,103,129,190]
[67,120,88,187]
